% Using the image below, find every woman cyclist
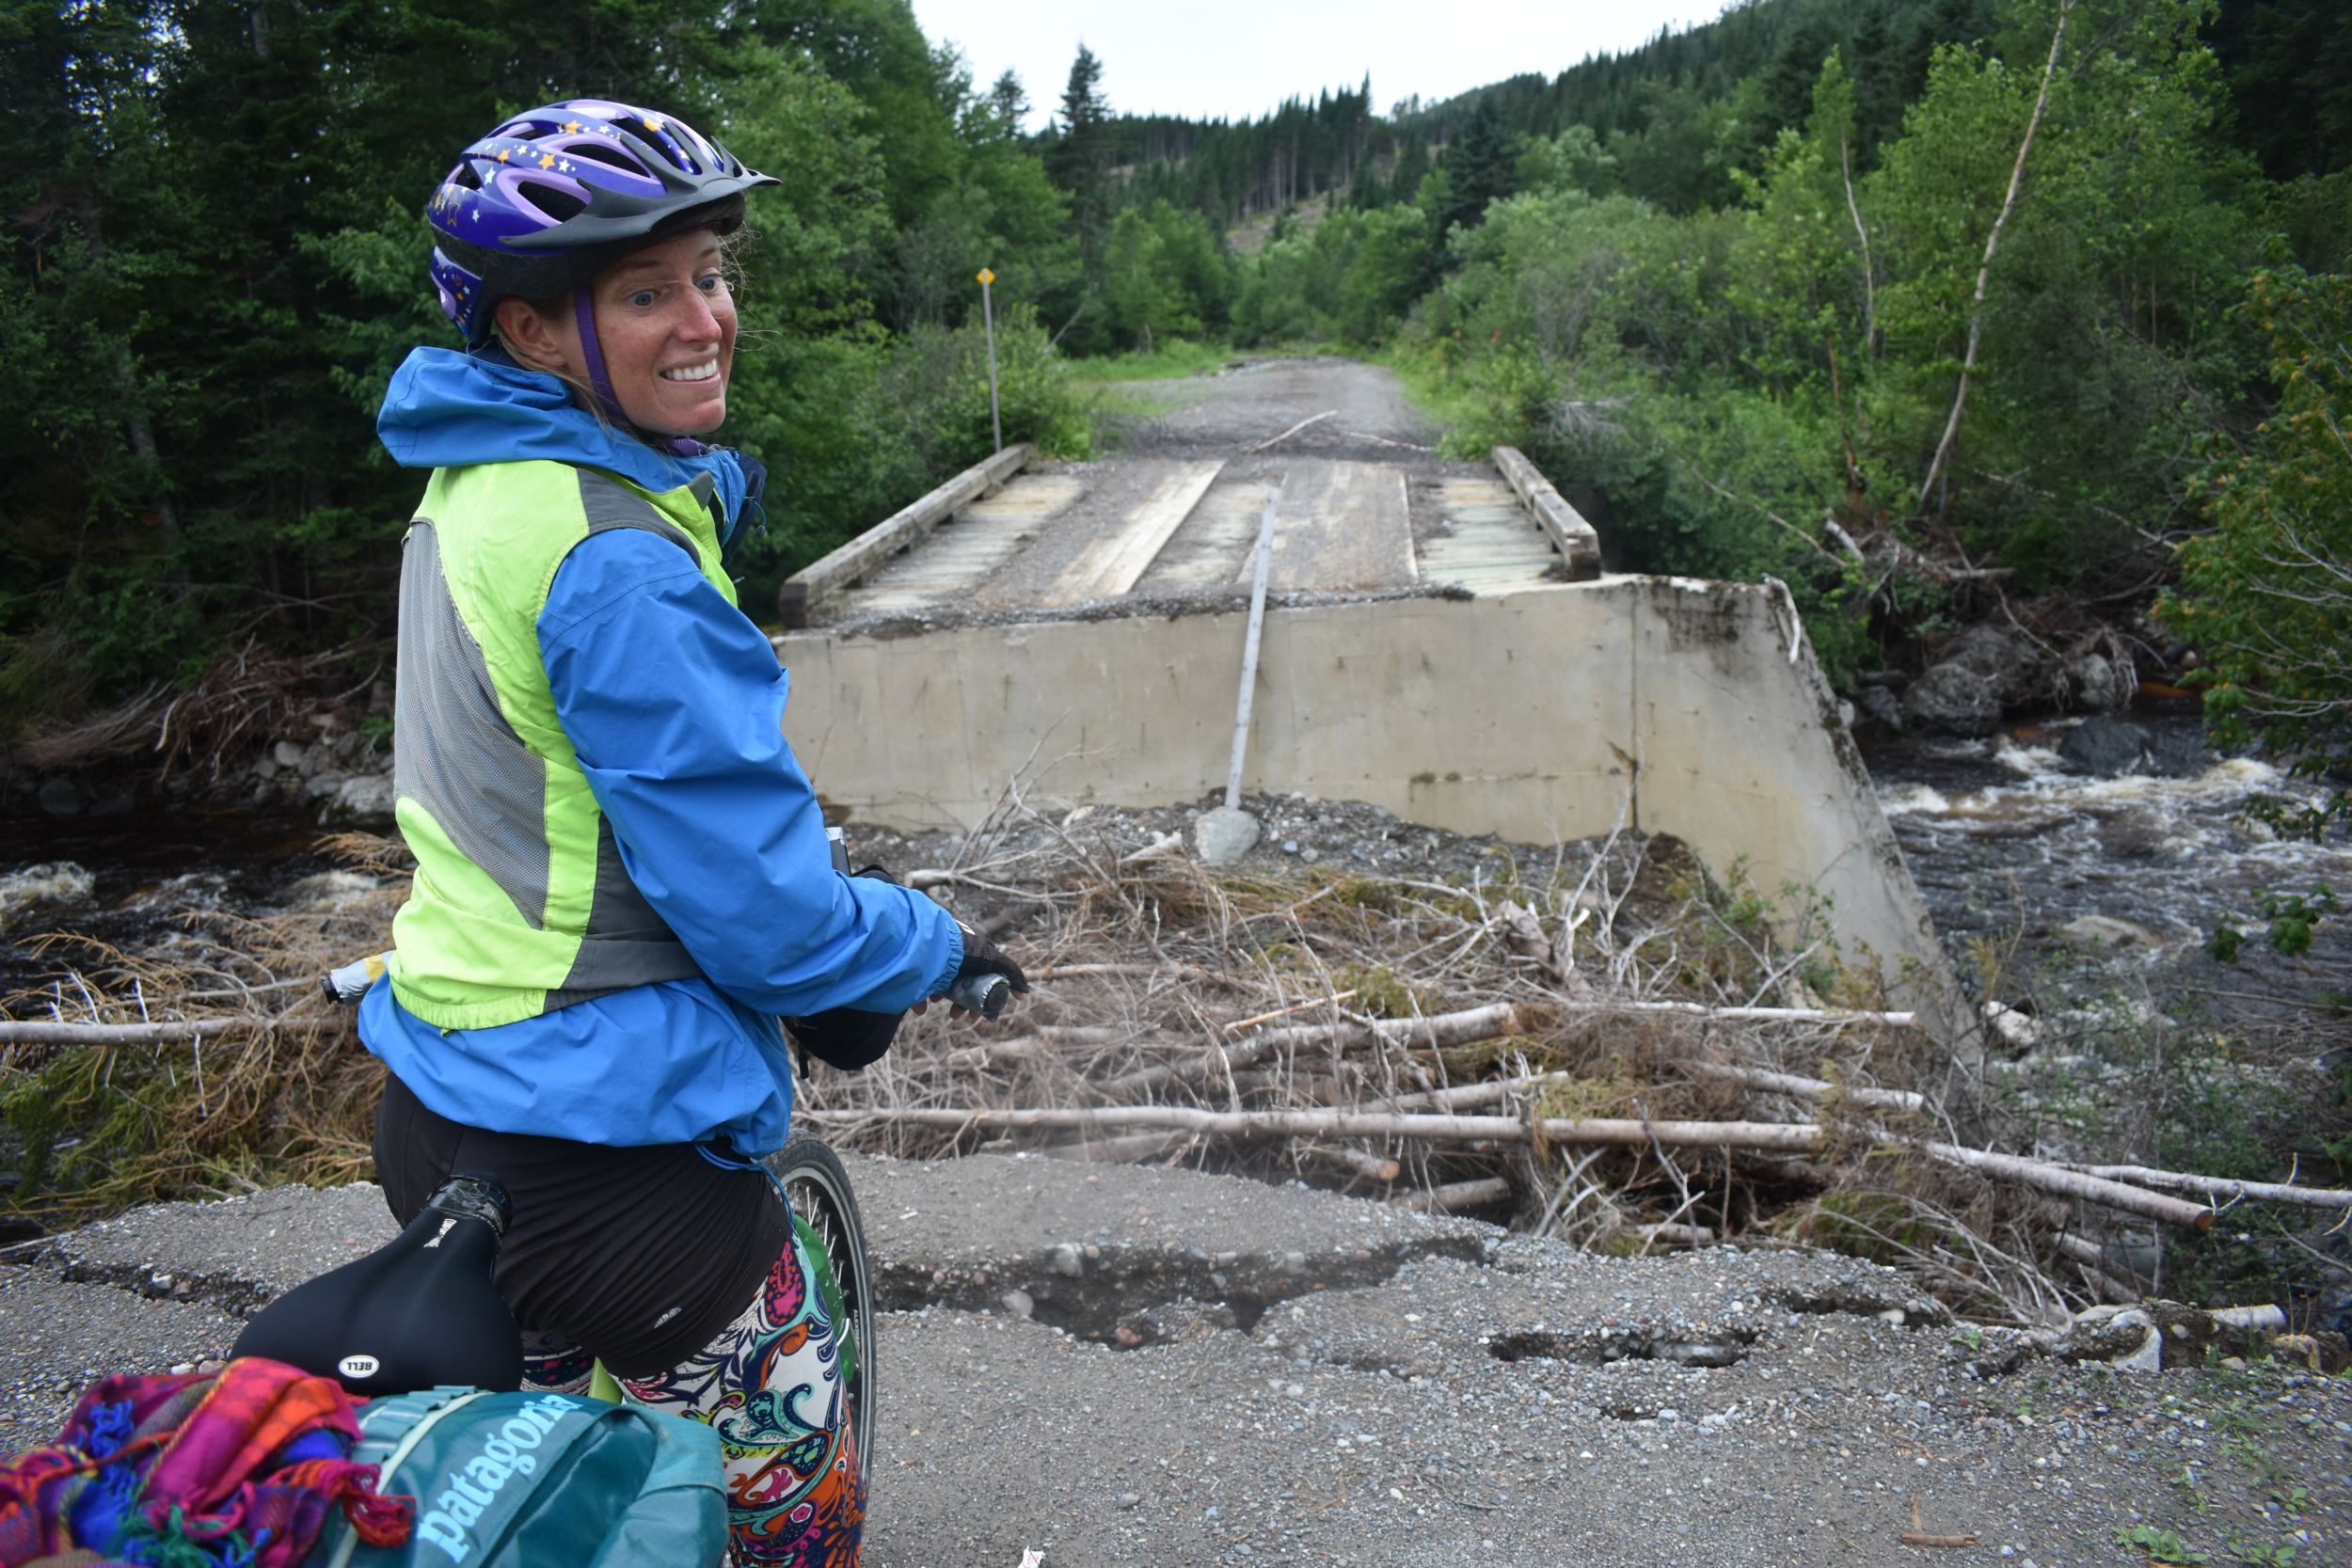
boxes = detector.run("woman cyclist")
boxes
[361,99,1026,1565]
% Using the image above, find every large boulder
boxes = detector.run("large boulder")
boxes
[1900,660,2003,736]
[325,772,396,826]
[1940,625,2050,705]
[2058,714,2153,775]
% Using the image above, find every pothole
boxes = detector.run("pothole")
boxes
[49,1256,276,1318]
[1486,1324,1756,1369]
[876,1234,1486,1349]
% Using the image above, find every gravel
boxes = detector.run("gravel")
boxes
[7,1154,2345,1564]
[838,790,1592,900]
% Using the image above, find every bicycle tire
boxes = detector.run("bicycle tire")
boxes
[765,1134,878,1468]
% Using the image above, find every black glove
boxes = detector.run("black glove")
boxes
[952,919,1030,1000]
[784,1006,901,1071]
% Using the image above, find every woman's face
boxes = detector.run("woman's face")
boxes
[582,229,737,437]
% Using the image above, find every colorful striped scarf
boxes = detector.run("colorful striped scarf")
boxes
[0,1359,413,1567]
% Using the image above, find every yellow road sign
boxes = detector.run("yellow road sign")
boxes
[977,267,995,285]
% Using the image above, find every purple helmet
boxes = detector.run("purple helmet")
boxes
[427,100,778,344]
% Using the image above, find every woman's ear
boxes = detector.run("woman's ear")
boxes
[494,295,574,376]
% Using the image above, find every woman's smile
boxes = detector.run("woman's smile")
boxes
[584,228,737,436]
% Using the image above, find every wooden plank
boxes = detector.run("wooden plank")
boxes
[1046,459,1224,603]
[849,474,1087,616]
[776,443,1034,626]
[1417,474,1561,595]
[1251,461,1414,593]
[1491,445,1601,579]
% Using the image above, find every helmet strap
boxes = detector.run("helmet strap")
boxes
[571,288,625,425]
[570,287,709,459]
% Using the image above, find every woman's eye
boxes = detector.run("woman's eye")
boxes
[628,289,657,309]
[696,273,724,293]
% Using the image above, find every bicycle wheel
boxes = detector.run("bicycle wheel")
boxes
[765,1135,877,1467]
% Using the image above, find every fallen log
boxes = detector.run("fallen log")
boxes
[0,1017,261,1048]
[1027,962,1212,982]
[1372,1079,1518,1113]
[1556,999,1916,1028]
[799,1103,1824,1152]
[2050,1163,2352,1212]
[1101,1003,1525,1101]
[1301,1143,1401,1185]
[1041,1130,1193,1165]
[1629,1222,1715,1248]
[1391,1178,1513,1214]
[1915,1140,2213,1232]
[1688,1061,1925,1113]
[1224,990,1359,1034]
[802,1100,2222,1230]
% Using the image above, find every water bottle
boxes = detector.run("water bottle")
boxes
[231,1174,523,1397]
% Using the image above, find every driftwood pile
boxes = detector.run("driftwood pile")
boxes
[3,810,2344,1325]
[791,802,2350,1325]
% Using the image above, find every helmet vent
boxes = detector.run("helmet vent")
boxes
[566,141,645,175]
[516,182,586,223]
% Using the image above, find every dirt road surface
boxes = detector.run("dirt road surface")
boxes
[6,1155,2345,1567]
[1097,356,1438,461]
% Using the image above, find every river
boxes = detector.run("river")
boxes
[7,706,2349,1019]
[0,800,345,1001]
[1862,702,2352,1033]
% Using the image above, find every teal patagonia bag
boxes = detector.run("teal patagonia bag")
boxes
[306,1386,727,1568]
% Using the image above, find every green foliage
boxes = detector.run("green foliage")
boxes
[1517,125,1618,198]
[2165,263,2352,834]
[1101,201,1232,350]
[2206,885,2338,962]
[723,307,1090,603]
[1232,203,1437,347]
[1437,97,1518,233]
[2116,1523,2208,1563]
[3,0,1097,677]
[1066,340,1236,383]
[4,0,2331,709]
[882,305,1091,475]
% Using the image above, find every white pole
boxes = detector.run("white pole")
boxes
[979,268,1003,454]
[1226,487,1279,810]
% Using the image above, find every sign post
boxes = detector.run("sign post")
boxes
[977,266,1002,454]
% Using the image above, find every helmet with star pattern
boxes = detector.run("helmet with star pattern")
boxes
[426,100,777,345]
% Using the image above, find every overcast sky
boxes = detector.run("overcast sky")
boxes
[908,0,1740,131]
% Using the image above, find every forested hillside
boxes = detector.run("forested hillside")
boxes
[7,0,2349,808]
[0,0,1090,721]
[1040,0,2350,805]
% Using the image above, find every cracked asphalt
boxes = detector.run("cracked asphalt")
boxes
[6,1153,2346,1566]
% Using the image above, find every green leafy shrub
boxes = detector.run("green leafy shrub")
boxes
[2164,263,2352,838]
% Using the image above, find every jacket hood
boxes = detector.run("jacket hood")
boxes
[377,347,751,532]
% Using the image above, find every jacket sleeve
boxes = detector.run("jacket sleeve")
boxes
[536,529,962,1017]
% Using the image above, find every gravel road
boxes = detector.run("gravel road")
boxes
[6,1156,2345,1567]
[1099,356,1438,461]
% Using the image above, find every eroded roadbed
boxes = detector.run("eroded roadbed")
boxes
[6,1154,2347,1566]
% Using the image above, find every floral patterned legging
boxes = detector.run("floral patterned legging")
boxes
[521,1223,863,1567]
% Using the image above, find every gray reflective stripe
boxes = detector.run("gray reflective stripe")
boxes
[548,816,699,1007]
[578,468,696,556]
[560,472,706,1006]
[394,522,550,929]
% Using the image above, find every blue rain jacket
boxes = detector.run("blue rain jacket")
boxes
[360,348,962,1153]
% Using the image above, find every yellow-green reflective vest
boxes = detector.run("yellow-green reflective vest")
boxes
[387,460,736,1031]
